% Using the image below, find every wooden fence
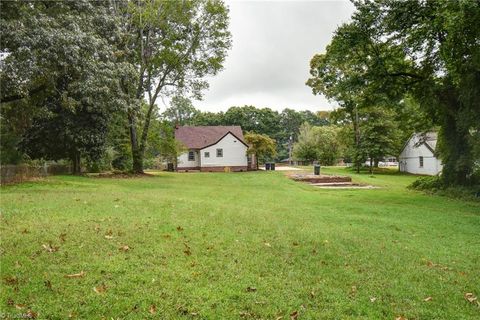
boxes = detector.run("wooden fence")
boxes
[0,164,71,185]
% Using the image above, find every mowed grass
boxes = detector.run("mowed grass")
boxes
[1,168,479,319]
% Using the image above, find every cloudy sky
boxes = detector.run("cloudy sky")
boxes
[195,0,355,112]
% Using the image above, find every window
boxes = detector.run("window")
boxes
[216,148,223,157]
[188,151,195,161]
[419,156,424,168]
[204,151,210,158]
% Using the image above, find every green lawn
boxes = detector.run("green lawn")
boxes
[1,168,479,319]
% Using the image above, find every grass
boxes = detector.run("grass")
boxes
[1,168,479,319]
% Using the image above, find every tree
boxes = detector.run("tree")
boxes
[191,111,225,126]
[1,1,131,173]
[20,104,109,173]
[292,123,320,163]
[162,96,199,125]
[157,121,186,166]
[244,132,276,170]
[359,106,400,173]
[292,123,342,165]
[122,0,232,173]
[307,0,480,185]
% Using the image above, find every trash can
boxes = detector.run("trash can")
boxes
[167,163,174,172]
[314,164,321,175]
[265,163,271,171]
[270,163,275,171]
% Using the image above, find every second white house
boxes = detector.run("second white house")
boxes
[399,132,443,175]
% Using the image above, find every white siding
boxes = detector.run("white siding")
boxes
[399,136,442,175]
[177,150,200,168]
[200,133,248,167]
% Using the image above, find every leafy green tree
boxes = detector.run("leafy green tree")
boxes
[122,0,232,173]
[162,96,199,125]
[307,0,480,185]
[292,123,320,163]
[20,104,110,173]
[1,0,131,173]
[191,111,225,126]
[158,122,187,166]
[359,106,401,173]
[293,123,342,165]
[244,132,276,170]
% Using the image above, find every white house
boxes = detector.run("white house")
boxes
[399,132,443,175]
[175,126,251,172]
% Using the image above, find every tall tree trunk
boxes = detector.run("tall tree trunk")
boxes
[71,152,81,175]
[437,86,473,186]
[353,106,361,173]
[128,113,143,174]
[439,113,472,186]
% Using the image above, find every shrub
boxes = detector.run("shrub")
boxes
[408,176,444,191]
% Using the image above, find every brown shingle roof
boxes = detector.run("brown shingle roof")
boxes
[175,126,246,149]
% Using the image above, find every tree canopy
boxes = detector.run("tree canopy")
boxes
[307,0,480,185]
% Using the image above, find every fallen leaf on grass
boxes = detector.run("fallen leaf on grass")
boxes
[370,297,377,302]
[119,245,130,252]
[423,296,432,302]
[290,310,299,320]
[15,303,26,309]
[350,285,357,296]
[7,298,14,306]
[93,283,107,294]
[275,317,283,320]
[64,271,85,278]
[44,280,53,290]
[26,309,38,318]
[465,293,478,304]
[149,304,157,314]
[42,243,59,253]
[183,243,192,256]
[292,241,300,246]
[246,286,257,292]
[176,226,184,232]
[21,229,29,234]
[59,233,67,242]
[104,235,114,240]
[395,317,407,320]
[3,276,18,286]
[264,242,271,247]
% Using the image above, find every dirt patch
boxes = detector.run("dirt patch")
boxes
[288,173,352,184]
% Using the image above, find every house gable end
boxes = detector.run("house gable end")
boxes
[200,131,249,150]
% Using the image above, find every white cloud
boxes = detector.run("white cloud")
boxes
[195,0,354,112]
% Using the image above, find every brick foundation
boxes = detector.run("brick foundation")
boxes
[176,166,248,172]
[200,166,248,172]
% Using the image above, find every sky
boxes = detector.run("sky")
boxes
[195,0,355,113]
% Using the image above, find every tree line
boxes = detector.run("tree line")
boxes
[1,0,478,188]
[306,0,480,186]
[1,0,231,174]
